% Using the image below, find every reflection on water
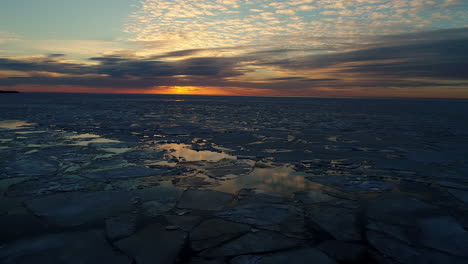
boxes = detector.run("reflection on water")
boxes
[211,165,318,195]
[71,137,122,146]
[101,147,131,154]
[0,120,36,129]
[158,143,320,195]
[148,160,177,167]
[159,143,236,162]
[67,133,101,139]
[67,133,130,154]
[15,131,47,134]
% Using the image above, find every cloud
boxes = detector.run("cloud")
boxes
[373,27,468,45]
[125,0,468,54]
[0,31,18,45]
[0,56,93,75]
[0,53,250,89]
[276,10,296,15]
[47,53,66,58]
[266,30,468,80]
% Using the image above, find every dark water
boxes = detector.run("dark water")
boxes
[2,92,468,197]
[1,93,468,263]
[2,93,468,181]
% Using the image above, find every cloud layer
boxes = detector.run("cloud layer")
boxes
[1,28,467,97]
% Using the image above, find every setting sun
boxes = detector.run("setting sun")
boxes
[149,86,234,96]
[172,86,197,94]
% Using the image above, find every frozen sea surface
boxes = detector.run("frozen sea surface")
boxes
[1,93,468,264]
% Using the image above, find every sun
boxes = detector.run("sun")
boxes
[172,86,196,94]
[149,86,200,95]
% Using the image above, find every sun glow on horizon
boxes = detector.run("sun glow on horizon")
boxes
[150,86,233,96]
[172,86,200,95]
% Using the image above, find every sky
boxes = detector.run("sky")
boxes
[0,0,467,98]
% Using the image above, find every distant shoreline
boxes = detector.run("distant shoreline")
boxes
[0,90,20,93]
[2,91,467,100]
[11,91,468,101]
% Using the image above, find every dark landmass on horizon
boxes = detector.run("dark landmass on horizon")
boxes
[0,90,19,93]
[14,91,468,101]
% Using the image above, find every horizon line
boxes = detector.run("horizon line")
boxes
[6,90,468,101]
